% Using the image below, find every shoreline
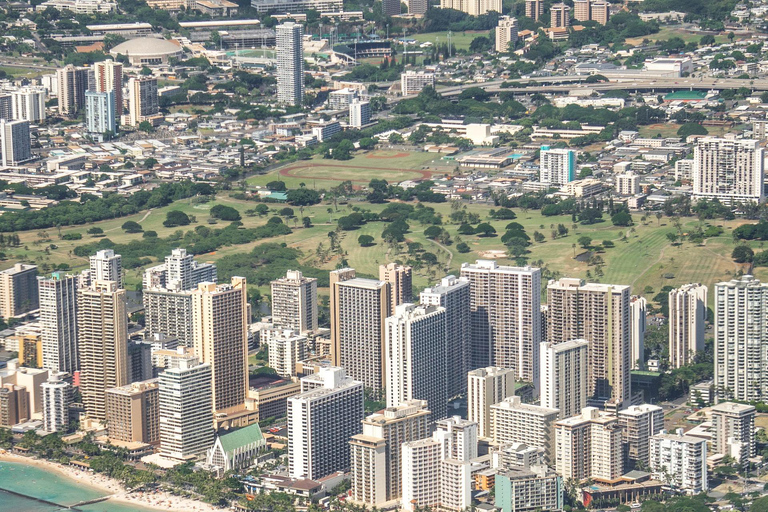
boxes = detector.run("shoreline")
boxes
[0,451,223,512]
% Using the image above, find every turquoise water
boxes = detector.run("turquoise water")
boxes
[0,461,161,512]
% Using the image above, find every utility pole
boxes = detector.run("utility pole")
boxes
[448,30,452,58]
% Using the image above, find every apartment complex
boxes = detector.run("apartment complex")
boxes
[127,77,160,127]
[143,289,194,346]
[11,87,46,123]
[0,119,32,167]
[85,90,116,136]
[495,16,518,53]
[617,404,664,471]
[693,136,765,204]
[288,367,364,480]
[439,0,501,15]
[57,64,89,116]
[266,330,308,378]
[386,304,447,423]
[555,407,623,482]
[420,275,471,398]
[42,372,71,433]
[711,402,756,462]
[629,295,646,370]
[649,430,708,493]
[467,366,515,439]
[494,465,563,512]
[106,379,160,444]
[550,3,570,28]
[524,0,542,19]
[539,146,575,186]
[379,263,412,313]
[540,339,589,419]
[78,280,128,421]
[270,270,317,334]
[491,396,559,463]
[276,22,304,106]
[400,71,436,95]
[0,264,38,320]
[349,400,430,507]
[93,59,123,116]
[460,261,541,383]
[143,248,217,292]
[669,284,707,368]
[90,249,122,285]
[573,0,610,24]
[547,278,631,406]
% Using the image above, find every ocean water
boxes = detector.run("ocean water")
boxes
[0,461,161,512]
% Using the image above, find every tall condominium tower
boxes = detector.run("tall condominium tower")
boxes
[85,91,116,135]
[382,0,400,16]
[524,0,542,19]
[57,64,89,116]
[629,295,646,370]
[90,249,122,286]
[460,261,541,384]
[38,272,79,373]
[349,400,430,507]
[11,87,46,123]
[715,276,768,401]
[495,16,518,53]
[158,351,213,459]
[711,402,756,462]
[467,367,515,439]
[540,339,589,419]
[0,119,31,167]
[78,280,128,421]
[379,263,412,313]
[618,404,663,471]
[128,77,160,127]
[421,275,471,398]
[0,263,38,319]
[41,372,71,433]
[191,278,249,421]
[386,304,447,423]
[267,329,308,378]
[555,407,623,482]
[333,277,390,391]
[539,146,576,185]
[550,3,570,27]
[144,290,194,346]
[276,22,304,106]
[106,379,160,445]
[650,430,707,494]
[93,59,123,116]
[491,396,559,463]
[330,267,357,365]
[288,367,364,480]
[143,248,217,292]
[693,136,764,204]
[270,270,318,333]
[547,278,631,406]
[669,283,707,368]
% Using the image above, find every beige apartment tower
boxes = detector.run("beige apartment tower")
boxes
[460,261,541,384]
[191,278,249,421]
[379,263,412,313]
[555,407,623,482]
[333,276,390,391]
[78,280,129,421]
[0,263,38,319]
[94,59,123,116]
[491,396,559,463]
[618,404,663,471]
[270,270,318,333]
[525,0,542,20]
[711,402,756,462]
[106,379,160,445]
[467,367,515,439]
[547,278,631,407]
[330,267,357,366]
[550,3,570,28]
[693,137,765,204]
[540,339,589,419]
[669,284,707,368]
[496,16,519,53]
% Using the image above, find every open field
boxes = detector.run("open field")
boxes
[639,123,735,139]
[409,30,488,51]
[1,181,765,307]
[247,151,449,190]
[625,27,730,46]
[0,66,47,78]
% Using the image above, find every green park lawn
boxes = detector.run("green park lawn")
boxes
[409,30,488,51]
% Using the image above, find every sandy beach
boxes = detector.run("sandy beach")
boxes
[0,451,222,512]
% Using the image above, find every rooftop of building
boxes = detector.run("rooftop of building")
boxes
[110,37,181,57]
[337,277,385,289]
[492,396,559,416]
[216,423,264,454]
[653,429,706,444]
[711,402,755,414]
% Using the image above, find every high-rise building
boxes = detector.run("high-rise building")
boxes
[421,275,471,398]
[460,261,541,383]
[711,402,756,462]
[540,339,588,419]
[158,351,213,459]
[715,275,768,401]
[128,77,160,127]
[270,270,317,334]
[106,379,160,445]
[0,94,11,121]
[90,249,122,285]
[191,278,249,420]
[650,429,707,493]
[38,272,79,374]
[267,329,308,378]
[288,367,364,480]
[491,396,559,463]
[382,0,400,16]
[573,0,610,24]
[494,465,563,512]
[85,90,117,136]
[540,146,575,185]
[407,0,427,14]
[573,0,589,20]
[143,248,217,292]
[333,277,390,391]
[467,366,515,439]
[693,136,764,204]
[669,284,707,369]
[349,400,430,507]
[616,172,640,196]
[93,59,123,116]
[57,64,89,116]
[525,0,542,19]
[547,278,631,407]
[495,16,518,53]
[276,22,304,106]
[379,263,412,313]
[754,120,768,141]
[330,267,357,364]
[550,3,570,27]
[436,416,479,461]
[439,0,501,15]
[386,304,447,423]
[618,404,663,471]
[0,384,29,426]
[400,71,437,95]
[349,99,371,128]
[555,407,622,482]
[0,119,31,167]
[143,289,194,346]
[78,280,129,421]
[629,296,646,370]
[0,263,38,319]
[11,87,46,123]
[42,372,71,433]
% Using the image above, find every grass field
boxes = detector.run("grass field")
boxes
[625,27,730,46]
[2,179,765,309]
[409,30,489,51]
[0,66,47,78]
[638,123,735,139]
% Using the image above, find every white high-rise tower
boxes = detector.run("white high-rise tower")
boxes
[276,22,304,106]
